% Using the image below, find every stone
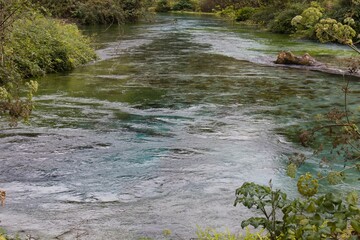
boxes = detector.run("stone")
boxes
[275,51,317,66]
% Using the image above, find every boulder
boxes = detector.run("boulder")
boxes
[275,51,317,66]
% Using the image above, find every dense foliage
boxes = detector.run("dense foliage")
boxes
[0,1,96,125]
[162,0,360,41]
[31,0,154,24]
[155,0,172,12]
[10,16,96,77]
[155,0,198,12]
[234,182,360,239]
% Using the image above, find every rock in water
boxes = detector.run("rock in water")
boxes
[275,51,317,66]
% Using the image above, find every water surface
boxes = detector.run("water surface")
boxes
[0,14,359,239]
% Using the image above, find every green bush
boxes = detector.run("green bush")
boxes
[250,6,277,26]
[234,182,360,240]
[326,0,360,34]
[216,6,237,20]
[269,4,305,33]
[121,0,146,23]
[73,0,126,24]
[198,0,217,12]
[172,0,194,11]
[31,0,77,18]
[290,2,324,39]
[32,0,149,24]
[8,15,96,78]
[235,7,256,22]
[1,2,96,125]
[155,0,171,12]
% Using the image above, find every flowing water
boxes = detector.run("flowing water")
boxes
[0,14,359,239]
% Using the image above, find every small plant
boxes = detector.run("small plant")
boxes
[234,181,287,240]
[234,182,360,240]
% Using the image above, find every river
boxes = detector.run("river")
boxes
[0,14,359,239]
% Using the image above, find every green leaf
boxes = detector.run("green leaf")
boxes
[318,226,331,235]
[351,220,360,233]
[241,220,250,229]
[299,218,309,226]
[322,201,335,212]
[306,201,316,213]
[241,217,267,229]
[346,191,359,205]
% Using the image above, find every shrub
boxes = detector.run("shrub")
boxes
[235,7,256,22]
[8,15,96,78]
[73,0,126,24]
[216,6,237,21]
[121,0,146,23]
[198,0,239,12]
[315,17,356,44]
[31,0,77,18]
[234,182,360,240]
[155,0,171,12]
[172,0,194,11]
[1,2,96,125]
[269,4,305,33]
[291,2,324,39]
[249,6,279,26]
[198,0,216,12]
[32,0,150,24]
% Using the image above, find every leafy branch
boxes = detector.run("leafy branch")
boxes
[235,182,360,239]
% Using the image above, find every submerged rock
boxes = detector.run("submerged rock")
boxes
[275,51,318,66]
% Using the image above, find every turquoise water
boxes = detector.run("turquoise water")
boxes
[0,14,359,239]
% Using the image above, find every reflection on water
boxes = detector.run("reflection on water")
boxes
[0,14,359,239]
